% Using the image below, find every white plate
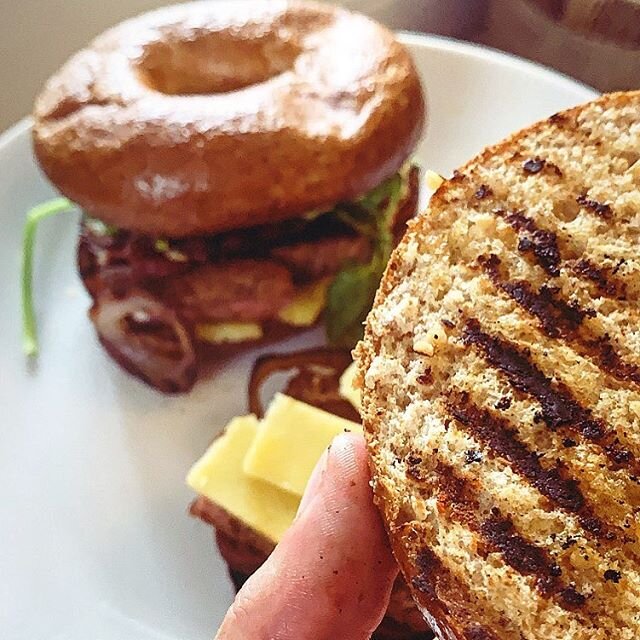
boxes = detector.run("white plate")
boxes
[0,35,596,639]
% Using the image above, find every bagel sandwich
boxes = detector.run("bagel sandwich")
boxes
[24,0,425,393]
[356,91,640,640]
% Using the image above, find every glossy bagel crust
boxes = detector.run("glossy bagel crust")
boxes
[32,0,425,238]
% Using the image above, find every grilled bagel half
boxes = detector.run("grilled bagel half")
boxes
[357,91,640,640]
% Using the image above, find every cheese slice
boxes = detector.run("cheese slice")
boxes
[243,394,362,496]
[339,362,361,411]
[277,278,331,327]
[186,415,299,542]
[424,169,445,191]
[196,322,263,344]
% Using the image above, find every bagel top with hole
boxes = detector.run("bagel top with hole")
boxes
[32,0,425,238]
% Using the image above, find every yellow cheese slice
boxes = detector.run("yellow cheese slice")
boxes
[424,169,445,191]
[277,278,331,327]
[186,415,299,543]
[196,322,263,344]
[243,394,362,496]
[339,362,361,411]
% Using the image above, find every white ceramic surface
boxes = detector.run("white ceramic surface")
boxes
[0,36,596,639]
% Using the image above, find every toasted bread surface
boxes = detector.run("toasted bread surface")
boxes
[357,92,640,640]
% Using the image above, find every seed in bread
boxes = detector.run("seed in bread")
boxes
[357,91,640,640]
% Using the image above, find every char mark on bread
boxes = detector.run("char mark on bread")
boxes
[434,462,588,610]
[408,543,515,640]
[462,319,637,480]
[478,254,589,336]
[478,255,640,387]
[447,391,602,522]
[496,211,562,276]
[571,259,627,300]
[492,211,630,301]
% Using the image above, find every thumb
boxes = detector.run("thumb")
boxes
[216,433,398,640]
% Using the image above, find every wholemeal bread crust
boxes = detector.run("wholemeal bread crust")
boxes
[32,0,424,238]
[357,91,640,640]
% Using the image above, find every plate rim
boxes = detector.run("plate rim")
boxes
[399,32,598,98]
[0,33,598,151]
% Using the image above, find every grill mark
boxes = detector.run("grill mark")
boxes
[479,254,640,387]
[411,545,503,639]
[572,259,627,300]
[493,211,627,301]
[585,337,640,387]
[462,319,637,483]
[446,391,616,541]
[435,463,586,610]
[576,194,613,219]
[480,254,587,337]
[413,546,455,600]
[496,210,561,276]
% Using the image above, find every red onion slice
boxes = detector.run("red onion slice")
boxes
[90,290,197,393]
[248,348,357,420]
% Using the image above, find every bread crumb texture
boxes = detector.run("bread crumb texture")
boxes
[357,92,640,640]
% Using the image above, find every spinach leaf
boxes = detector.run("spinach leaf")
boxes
[325,171,404,348]
[326,261,381,348]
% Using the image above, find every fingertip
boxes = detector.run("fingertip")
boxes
[326,431,369,483]
[218,429,397,640]
[297,432,367,518]
[331,430,368,459]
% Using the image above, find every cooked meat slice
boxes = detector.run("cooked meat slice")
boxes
[190,496,275,560]
[162,260,295,323]
[271,234,372,280]
[78,224,209,296]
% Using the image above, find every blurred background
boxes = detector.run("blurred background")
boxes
[2,0,639,132]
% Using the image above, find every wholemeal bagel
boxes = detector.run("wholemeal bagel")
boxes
[32,0,424,238]
[357,92,640,639]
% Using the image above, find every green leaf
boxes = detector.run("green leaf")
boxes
[359,172,402,213]
[326,262,381,348]
[324,169,407,348]
[333,207,377,240]
[22,197,76,357]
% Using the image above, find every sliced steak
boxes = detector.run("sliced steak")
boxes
[161,260,295,323]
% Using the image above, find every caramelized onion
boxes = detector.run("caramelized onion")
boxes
[248,348,358,421]
[90,290,197,393]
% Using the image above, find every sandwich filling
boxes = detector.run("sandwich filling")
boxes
[74,164,419,391]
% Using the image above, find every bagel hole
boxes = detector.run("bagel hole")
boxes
[137,35,300,95]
